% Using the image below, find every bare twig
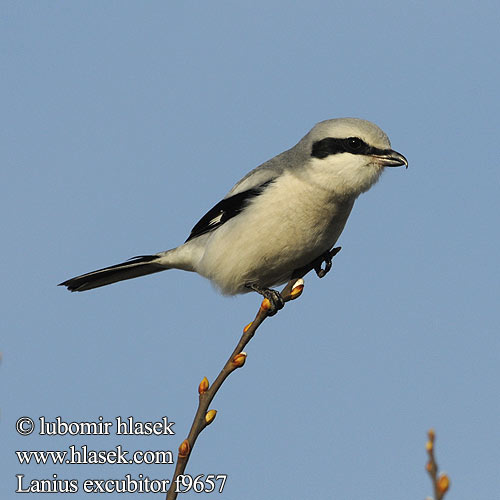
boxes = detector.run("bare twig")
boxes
[425,429,451,500]
[165,247,341,499]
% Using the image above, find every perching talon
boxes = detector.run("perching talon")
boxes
[314,246,341,278]
[314,252,332,278]
[246,284,285,316]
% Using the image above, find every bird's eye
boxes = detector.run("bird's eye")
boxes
[345,137,363,151]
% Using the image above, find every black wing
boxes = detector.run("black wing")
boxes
[185,180,272,242]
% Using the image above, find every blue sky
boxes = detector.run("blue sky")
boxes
[2,1,499,498]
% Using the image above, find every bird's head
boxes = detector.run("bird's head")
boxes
[298,118,408,199]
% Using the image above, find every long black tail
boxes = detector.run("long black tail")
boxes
[59,255,166,292]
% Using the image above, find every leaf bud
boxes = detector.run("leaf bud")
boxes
[198,377,209,394]
[437,473,450,494]
[205,409,217,425]
[178,439,190,458]
[232,352,247,368]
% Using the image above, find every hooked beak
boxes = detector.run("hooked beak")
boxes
[372,149,408,168]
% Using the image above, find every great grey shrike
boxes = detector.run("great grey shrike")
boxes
[60,118,408,311]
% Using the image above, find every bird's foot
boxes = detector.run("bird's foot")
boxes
[246,283,285,316]
[314,246,341,278]
[290,246,341,281]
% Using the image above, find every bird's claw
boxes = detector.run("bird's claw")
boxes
[314,255,332,278]
[246,284,285,316]
[262,288,285,316]
[314,247,341,278]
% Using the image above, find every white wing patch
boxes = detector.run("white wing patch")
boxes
[208,213,224,226]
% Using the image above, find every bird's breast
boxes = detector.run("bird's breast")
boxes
[196,172,355,294]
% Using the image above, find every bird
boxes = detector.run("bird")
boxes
[59,118,407,313]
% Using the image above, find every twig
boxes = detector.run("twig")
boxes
[165,247,341,499]
[425,429,451,500]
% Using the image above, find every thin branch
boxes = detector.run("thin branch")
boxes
[425,429,451,500]
[165,247,341,499]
